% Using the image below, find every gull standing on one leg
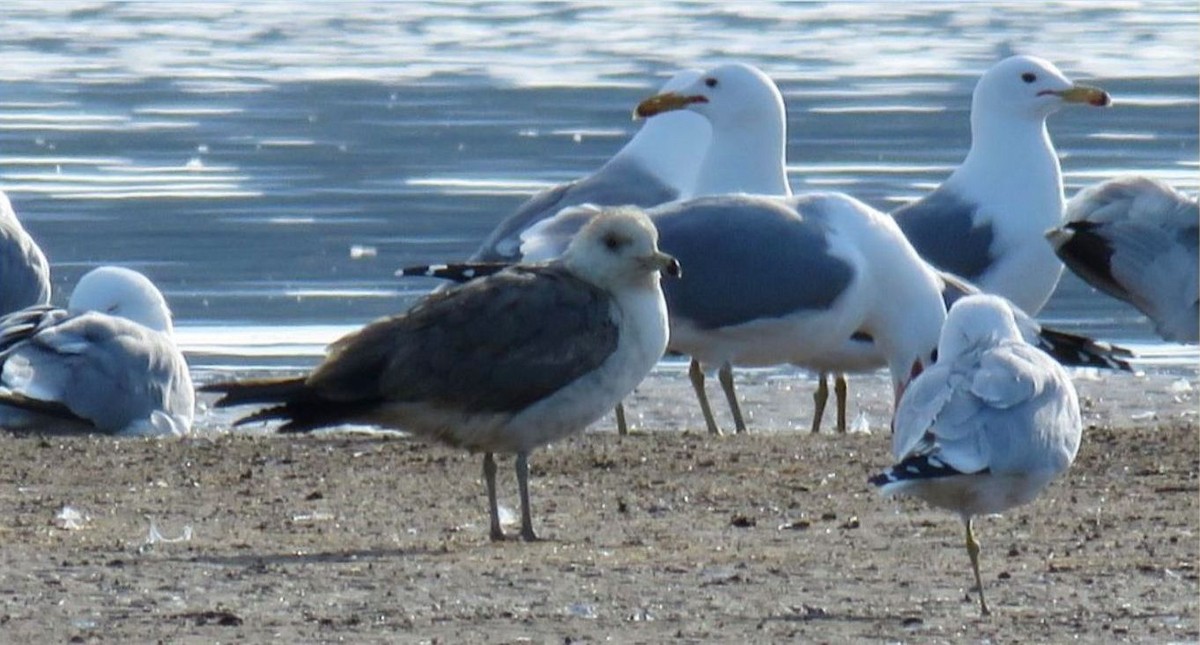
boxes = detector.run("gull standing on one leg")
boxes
[870,294,1082,615]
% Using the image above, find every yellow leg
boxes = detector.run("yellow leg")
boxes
[835,373,848,433]
[688,359,722,436]
[811,372,829,433]
[966,517,991,616]
[717,362,747,434]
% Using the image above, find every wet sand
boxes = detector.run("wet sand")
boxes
[1,369,1196,643]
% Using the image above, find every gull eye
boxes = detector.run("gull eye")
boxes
[1021,72,1037,83]
[704,77,718,88]
[603,233,623,251]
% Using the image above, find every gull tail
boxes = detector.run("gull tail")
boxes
[396,262,510,284]
[1035,326,1134,372]
[201,377,375,433]
[869,454,983,495]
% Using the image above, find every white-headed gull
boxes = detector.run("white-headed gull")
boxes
[870,294,1082,615]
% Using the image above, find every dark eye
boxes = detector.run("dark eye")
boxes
[1021,72,1036,83]
[704,77,717,88]
[603,233,623,250]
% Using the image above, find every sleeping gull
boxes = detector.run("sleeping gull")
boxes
[204,209,680,542]
[870,294,1082,616]
[0,266,194,436]
[470,69,710,262]
[1048,175,1198,343]
[891,54,1111,314]
[0,190,51,316]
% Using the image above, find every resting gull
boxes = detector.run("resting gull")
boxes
[0,266,194,436]
[470,70,710,263]
[870,294,1082,616]
[0,190,51,316]
[204,209,679,542]
[1048,175,1199,344]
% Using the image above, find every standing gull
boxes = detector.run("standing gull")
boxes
[0,190,51,316]
[204,209,679,542]
[520,192,950,431]
[892,54,1111,314]
[1048,175,1198,344]
[870,294,1082,616]
[805,55,1111,429]
[0,266,194,436]
[470,70,710,262]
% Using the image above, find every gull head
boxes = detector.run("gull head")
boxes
[68,266,175,335]
[938,294,1024,361]
[563,207,680,291]
[973,55,1110,123]
[635,62,785,130]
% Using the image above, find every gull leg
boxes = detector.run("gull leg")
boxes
[515,452,539,542]
[835,373,848,433]
[615,402,628,436]
[483,452,505,541]
[965,517,991,616]
[811,372,829,433]
[717,362,747,434]
[688,358,722,436]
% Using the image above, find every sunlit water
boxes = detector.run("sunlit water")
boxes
[2,2,1197,382]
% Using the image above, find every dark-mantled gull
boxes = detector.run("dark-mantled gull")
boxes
[0,190,51,316]
[470,70,710,263]
[0,266,194,436]
[1048,175,1199,344]
[869,294,1082,616]
[204,209,680,542]
[891,54,1111,315]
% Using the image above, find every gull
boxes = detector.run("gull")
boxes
[515,191,948,432]
[809,54,1112,429]
[0,266,194,436]
[870,294,1082,616]
[892,54,1111,314]
[0,190,51,316]
[1048,175,1198,344]
[470,70,710,262]
[204,209,679,542]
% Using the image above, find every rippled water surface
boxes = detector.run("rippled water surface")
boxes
[1,1,1196,372]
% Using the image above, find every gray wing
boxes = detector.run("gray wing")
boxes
[0,311,194,433]
[1056,199,1195,340]
[0,305,66,353]
[0,202,52,316]
[309,264,619,413]
[895,341,1073,475]
[892,186,995,282]
[651,195,856,330]
[471,156,678,262]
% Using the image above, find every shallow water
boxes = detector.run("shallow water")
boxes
[1,1,1196,373]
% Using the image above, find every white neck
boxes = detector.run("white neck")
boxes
[689,118,791,197]
[954,112,1064,224]
[618,113,710,196]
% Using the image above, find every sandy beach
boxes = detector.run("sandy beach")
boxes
[0,368,1196,643]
